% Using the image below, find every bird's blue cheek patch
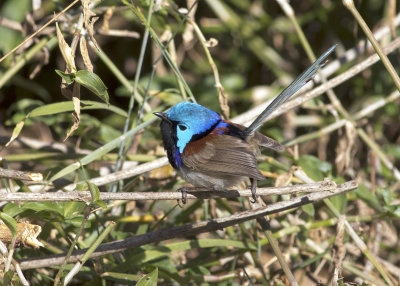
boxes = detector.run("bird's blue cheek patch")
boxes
[176,129,194,153]
[173,149,182,168]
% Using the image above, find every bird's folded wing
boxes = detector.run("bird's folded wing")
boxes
[182,135,265,180]
[253,132,284,151]
[229,122,283,151]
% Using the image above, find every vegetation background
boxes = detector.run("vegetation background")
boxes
[0,0,399,285]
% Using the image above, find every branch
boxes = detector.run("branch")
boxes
[0,167,43,182]
[18,180,357,270]
[0,180,339,202]
[234,37,400,126]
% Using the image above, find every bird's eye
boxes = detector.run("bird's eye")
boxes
[178,125,187,131]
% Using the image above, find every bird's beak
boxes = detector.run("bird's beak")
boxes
[154,112,172,124]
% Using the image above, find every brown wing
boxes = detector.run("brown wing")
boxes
[253,131,284,151]
[229,122,284,151]
[182,134,265,180]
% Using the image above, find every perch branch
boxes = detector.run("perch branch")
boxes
[18,180,357,270]
[0,180,340,202]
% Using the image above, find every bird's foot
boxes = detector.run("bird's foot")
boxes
[176,187,210,207]
[176,187,189,208]
[250,178,258,203]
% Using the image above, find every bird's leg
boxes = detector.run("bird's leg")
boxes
[176,187,189,207]
[250,178,258,203]
[176,186,205,207]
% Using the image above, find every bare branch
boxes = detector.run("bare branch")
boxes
[0,0,80,63]
[234,37,400,127]
[0,167,43,182]
[0,179,341,202]
[18,180,357,270]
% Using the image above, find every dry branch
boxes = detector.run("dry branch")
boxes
[235,37,400,127]
[0,180,339,202]
[18,180,357,270]
[0,167,43,182]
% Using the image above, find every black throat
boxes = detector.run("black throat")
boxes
[159,120,180,169]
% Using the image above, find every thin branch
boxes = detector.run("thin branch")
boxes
[0,0,80,63]
[285,90,400,146]
[234,37,400,126]
[344,0,400,92]
[0,167,43,182]
[0,180,343,202]
[18,180,358,270]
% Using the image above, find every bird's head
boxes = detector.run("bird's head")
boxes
[154,102,222,154]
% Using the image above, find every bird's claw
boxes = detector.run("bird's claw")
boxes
[250,192,258,203]
[250,178,258,203]
[176,187,188,208]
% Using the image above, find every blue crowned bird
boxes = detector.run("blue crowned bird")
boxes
[155,45,336,203]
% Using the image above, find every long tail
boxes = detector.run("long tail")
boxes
[243,44,337,137]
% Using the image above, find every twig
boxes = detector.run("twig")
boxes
[0,180,342,202]
[0,167,43,182]
[343,0,400,92]
[0,16,23,31]
[18,180,357,270]
[297,172,395,286]
[0,37,58,89]
[107,0,155,196]
[64,222,116,285]
[233,37,400,126]
[251,199,298,286]
[0,0,80,63]
[285,90,400,146]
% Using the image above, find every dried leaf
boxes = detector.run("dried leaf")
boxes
[218,85,230,119]
[182,0,197,48]
[101,6,115,33]
[0,219,43,248]
[56,22,76,72]
[64,86,81,141]
[275,166,296,187]
[82,0,99,50]
[335,122,356,174]
[6,121,25,147]
[79,36,93,72]
[149,165,174,179]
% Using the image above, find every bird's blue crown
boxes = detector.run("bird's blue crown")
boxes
[167,102,223,153]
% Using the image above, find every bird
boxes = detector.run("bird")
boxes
[154,45,336,203]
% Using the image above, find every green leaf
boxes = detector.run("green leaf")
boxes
[355,185,383,212]
[3,203,22,218]
[0,212,18,237]
[3,270,14,286]
[20,202,65,216]
[28,101,127,118]
[75,70,109,105]
[136,268,158,286]
[62,202,85,219]
[75,182,87,191]
[329,194,347,214]
[297,155,332,181]
[55,69,75,84]
[87,181,100,204]
[101,272,141,283]
[381,188,392,205]
[133,239,256,264]
[301,203,315,217]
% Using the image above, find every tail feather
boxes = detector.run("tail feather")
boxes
[244,44,337,136]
